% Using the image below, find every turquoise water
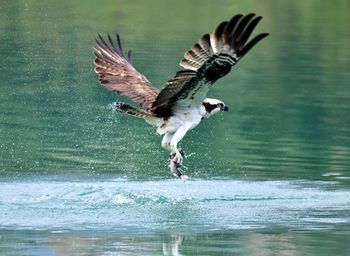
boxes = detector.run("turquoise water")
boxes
[2,178,349,230]
[1,178,350,255]
[0,178,350,255]
[1,0,350,255]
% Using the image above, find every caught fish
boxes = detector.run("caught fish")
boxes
[169,149,188,180]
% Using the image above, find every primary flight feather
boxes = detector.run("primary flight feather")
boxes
[94,13,269,179]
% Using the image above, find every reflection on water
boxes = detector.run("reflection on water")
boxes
[162,233,184,256]
[1,0,350,255]
[1,225,350,255]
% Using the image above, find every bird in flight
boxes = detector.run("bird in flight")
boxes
[94,13,268,179]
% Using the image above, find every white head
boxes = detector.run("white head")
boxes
[202,98,229,118]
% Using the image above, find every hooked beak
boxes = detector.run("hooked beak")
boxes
[221,105,229,112]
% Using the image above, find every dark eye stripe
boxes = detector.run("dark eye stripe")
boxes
[203,102,217,113]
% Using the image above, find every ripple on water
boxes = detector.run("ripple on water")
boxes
[0,178,349,231]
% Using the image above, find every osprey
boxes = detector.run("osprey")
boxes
[94,13,268,179]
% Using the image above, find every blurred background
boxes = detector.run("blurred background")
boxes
[1,1,350,255]
[1,0,350,181]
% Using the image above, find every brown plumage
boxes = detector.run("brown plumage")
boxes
[150,13,269,116]
[94,14,268,117]
[94,34,159,109]
[94,14,269,178]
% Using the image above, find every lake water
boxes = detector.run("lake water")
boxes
[1,0,350,255]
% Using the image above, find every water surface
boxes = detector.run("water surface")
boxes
[1,0,350,255]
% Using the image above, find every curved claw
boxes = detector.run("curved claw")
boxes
[179,148,185,157]
[173,152,183,165]
[169,148,185,161]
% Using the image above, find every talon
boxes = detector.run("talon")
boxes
[169,149,185,161]
[169,152,176,161]
[178,148,185,158]
[173,152,183,165]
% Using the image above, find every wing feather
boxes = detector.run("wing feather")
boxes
[94,34,159,109]
[152,13,269,116]
[198,34,213,56]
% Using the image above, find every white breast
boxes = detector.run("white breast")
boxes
[156,105,203,135]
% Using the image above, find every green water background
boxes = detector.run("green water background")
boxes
[1,0,349,181]
[1,0,350,255]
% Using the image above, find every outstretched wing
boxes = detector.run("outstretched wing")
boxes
[152,13,269,117]
[94,34,160,109]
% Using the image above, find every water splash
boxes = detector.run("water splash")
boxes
[1,178,349,231]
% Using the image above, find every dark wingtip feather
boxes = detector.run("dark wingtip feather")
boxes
[107,33,121,55]
[95,32,133,64]
[246,12,256,17]
[223,14,247,46]
[240,33,269,55]
[235,16,263,49]
[224,14,243,36]
[95,33,102,46]
[231,13,256,48]
[127,50,132,63]
[97,33,109,48]
[116,33,124,57]
[97,32,103,42]
[214,21,228,38]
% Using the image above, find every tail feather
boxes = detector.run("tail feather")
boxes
[115,101,155,118]
[180,13,269,71]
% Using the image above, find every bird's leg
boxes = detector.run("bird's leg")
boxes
[169,125,190,164]
[162,134,185,160]
[162,133,174,153]
[163,129,189,180]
